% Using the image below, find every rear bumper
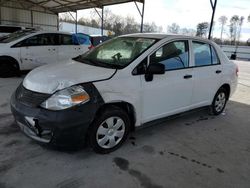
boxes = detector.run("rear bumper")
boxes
[10,84,103,147]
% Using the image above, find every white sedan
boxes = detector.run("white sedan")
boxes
[0,30,90,77]
[11,34,238,153]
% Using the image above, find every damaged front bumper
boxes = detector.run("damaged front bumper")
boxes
[10,84,103,147]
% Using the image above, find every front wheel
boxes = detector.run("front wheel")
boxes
[88,106,130,154]
[211,88,228,115]
[0,60,19,78]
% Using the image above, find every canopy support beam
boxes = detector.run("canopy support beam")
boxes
[94,7,104,36]
[134,1,145,33]
[208,0,217,39]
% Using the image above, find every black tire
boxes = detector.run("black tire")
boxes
[0,58,19,78]
[211,87,228,115]
[88,106,130,154]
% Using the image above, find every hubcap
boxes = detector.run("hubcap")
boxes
[96,116,125,149]
[215,92,226,112]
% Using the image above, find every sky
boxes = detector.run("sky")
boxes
[73,0,250,41]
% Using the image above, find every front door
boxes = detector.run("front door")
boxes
[141,40,194,123]
[20,33,58,70]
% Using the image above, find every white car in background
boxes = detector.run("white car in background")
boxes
[0,25,27,38]
[0,30,90,77]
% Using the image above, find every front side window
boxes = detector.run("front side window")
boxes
[75,37,157,69]
[150,41,189,71]
[20,34,57,46]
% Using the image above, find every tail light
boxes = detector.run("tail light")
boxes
[88,45,94,50]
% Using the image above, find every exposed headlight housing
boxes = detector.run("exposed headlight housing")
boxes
[40,85,90,110]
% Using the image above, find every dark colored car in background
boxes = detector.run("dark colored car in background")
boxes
[90,35,111,46]
[74,33,111,50]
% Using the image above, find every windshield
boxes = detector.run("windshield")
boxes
[74,37,157,69]
[0,30,35,43]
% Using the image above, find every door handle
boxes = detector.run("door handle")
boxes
[216,70,222,74]
[183,75,192,79]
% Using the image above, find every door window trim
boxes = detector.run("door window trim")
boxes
[147,39,190,73]
[132,39,222,76]
[191,40,221,68]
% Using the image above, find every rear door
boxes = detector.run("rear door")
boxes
[58,34,87,62]
[19,33,59,70]
[141,40,194,123]
[191,41,222,107]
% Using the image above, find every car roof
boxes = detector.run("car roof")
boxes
[31,31,73,35]
[121,33,213,43]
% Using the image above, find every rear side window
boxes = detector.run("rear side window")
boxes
[192,41,220,66]
[150,41,189,71]
[60,34,78,45]
[73,33,91,45]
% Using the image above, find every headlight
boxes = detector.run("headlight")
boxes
[40,85,90,110]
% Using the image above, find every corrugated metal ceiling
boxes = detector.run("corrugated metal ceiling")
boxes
[1,0,144,13]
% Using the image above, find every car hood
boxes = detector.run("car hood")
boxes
[23,60,116,94]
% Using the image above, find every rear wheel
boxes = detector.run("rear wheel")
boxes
[211,88,228,115]
[88,106,130,154]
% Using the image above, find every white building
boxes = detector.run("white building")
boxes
[59,22,113,36]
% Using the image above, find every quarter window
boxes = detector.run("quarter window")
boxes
[192,41,220,66]
[211,46,220,64]
[150,41,189,71]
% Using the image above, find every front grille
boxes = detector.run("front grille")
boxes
[15,84,51,107]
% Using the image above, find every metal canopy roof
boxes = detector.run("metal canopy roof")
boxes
[12,0,144,13]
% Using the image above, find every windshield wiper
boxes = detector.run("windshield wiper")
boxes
[74,57,122,69]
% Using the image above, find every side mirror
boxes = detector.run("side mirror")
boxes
[147,63,165,75]
[145,63,165,82]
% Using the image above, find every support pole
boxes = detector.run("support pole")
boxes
[31,10,34,27]
[0,6,2,25]
[208,0,217,40]
[57,13,59,31]
[94,7,104,36]
[141,1,145,33]
[134,1,145,33]
[101,6,104,36]
[75,10,78,33]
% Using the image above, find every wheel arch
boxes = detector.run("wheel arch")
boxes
[94,101,136,132]
[0,55,20,70]
[220,83,231,100]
